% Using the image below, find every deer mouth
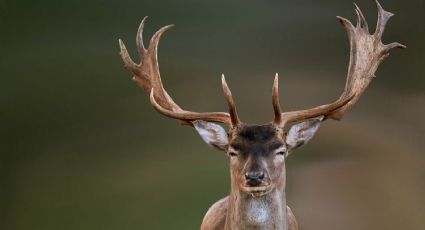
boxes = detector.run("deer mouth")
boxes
[242,185,273,197]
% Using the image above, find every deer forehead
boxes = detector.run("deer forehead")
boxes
[229,124,285,155]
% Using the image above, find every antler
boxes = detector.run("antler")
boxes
[119,1,404,130]
[273,1,405,128]
[119,17,240,127]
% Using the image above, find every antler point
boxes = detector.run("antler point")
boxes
[336,16,348,23]
[118,38,125,47]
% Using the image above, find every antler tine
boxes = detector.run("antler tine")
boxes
[276,1,405,128]
[374,0,406,50]
[354,3,368,32]
[119,18,234,127]
[272,73,282,124]
[119,39,139,75]
[221,74,240,127]
[136,16,148,56]
[374,0,393,41]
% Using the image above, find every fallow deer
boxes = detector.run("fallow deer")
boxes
[118,1,404,229]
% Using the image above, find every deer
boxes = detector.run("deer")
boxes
[118,1,404,230]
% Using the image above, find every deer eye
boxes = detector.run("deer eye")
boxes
[228,151,238,157]
[274,146,287,156]
[276,151,285,156]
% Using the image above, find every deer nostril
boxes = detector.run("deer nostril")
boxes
[258,171,265,180]
[245,171,265,181]
[244,173,250,180]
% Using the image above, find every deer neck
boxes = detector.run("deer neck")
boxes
[225,171,288,230]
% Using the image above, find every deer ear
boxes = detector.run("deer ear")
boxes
[285,116,323,151]
[193,120,228,151]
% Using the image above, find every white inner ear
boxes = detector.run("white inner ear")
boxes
[193,120,228,151]
[286,116,323,150]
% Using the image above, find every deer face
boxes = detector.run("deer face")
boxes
[193,117,322,197]
[227,124,286,196]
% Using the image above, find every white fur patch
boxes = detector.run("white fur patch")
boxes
[246,199,270,224]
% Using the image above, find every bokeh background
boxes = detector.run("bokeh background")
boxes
[1,0,424,229]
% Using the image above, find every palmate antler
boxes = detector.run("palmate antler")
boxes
[119,17,239,127]
[119,1,404,130]
[272,1,405,128]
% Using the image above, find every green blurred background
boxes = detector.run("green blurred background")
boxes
[1,0,424,229]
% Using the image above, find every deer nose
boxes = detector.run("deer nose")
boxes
[244,171,265,186]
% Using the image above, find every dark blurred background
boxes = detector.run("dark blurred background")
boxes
[1,0,424,229]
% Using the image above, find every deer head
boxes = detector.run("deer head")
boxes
[189,75,327,197]
[118,1,405,198]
